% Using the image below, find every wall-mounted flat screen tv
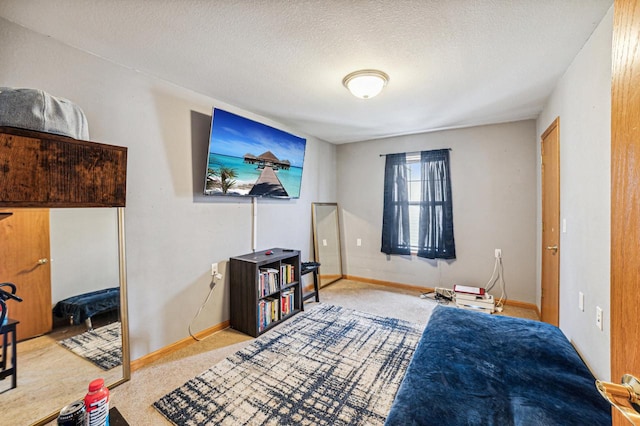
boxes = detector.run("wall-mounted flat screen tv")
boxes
[204,108,307,198]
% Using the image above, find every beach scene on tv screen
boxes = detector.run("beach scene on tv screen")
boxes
[205,108,306,198]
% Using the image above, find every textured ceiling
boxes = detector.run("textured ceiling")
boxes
[0,1,612,144]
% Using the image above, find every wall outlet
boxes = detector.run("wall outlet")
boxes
[495,248,502,258]
[596,306,603,331]
[578,291,584,312]
[357,238,362,246]
[211,262,218,276]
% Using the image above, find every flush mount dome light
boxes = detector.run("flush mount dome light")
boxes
[342,69,389,99]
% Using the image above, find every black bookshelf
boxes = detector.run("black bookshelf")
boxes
[229,248,302,337]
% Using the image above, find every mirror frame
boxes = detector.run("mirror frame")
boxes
[0,126,129,424]
[311,202,343,286]
[35,207,130,425]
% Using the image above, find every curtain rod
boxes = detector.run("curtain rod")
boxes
[379,148,452,157]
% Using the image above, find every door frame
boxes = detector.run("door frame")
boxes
[611,0,640,423]
[541,117,560,326]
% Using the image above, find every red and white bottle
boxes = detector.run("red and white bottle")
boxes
[84,378,110,426]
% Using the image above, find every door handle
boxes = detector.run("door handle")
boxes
[37,258,48,265]
[545,245,558,254]
[596,374,640,424]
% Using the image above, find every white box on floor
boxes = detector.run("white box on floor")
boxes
[455,294,495,313]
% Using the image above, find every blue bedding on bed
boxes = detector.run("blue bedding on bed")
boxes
[385,305,611,426]
[52,287,119,325]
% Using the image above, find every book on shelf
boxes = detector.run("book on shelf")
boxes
[281,288,295,316]
[257,297,279,332]
[280,264,295,285]
[259,268,279,297]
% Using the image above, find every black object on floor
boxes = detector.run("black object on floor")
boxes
[110,407,130,426]
[301,262,320,310]
[0,318,19,391]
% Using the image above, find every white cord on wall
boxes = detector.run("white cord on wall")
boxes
[252,196,257,252]
[188,273,222,341]
[485,255,507,311]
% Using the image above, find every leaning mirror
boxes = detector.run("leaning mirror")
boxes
[0,207,129,425]
[312,203,343,287]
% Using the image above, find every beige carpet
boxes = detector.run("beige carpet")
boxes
[37,279,536,425]
[1,333,122,426]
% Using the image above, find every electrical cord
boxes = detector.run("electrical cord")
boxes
[419,257,507,311]
[420,291,452,305]
[484,256,507,311]
[189,273,222,341]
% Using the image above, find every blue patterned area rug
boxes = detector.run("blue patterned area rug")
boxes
[58,321,122,370]
[153,304,423,426]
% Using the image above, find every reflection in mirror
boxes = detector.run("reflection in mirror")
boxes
[0,208,129,425]
[312,203,343,287]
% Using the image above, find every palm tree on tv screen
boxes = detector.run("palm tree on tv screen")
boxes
[207,166,238,194]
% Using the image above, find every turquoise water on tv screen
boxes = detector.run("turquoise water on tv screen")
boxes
[207,153,303,198]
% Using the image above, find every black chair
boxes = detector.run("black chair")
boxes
[301,262,320,310]
[0,282,21,391]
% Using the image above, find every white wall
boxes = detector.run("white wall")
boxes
[536,6,612,380]
[0,18,336,360]
[337,120,537,304]
[50,208,120,303]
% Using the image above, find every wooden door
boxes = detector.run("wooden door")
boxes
[612,0,640,423]
[541,118,560,326]
[0,209,51,340]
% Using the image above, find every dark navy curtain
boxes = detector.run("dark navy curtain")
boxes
[417,149,456,259]
[381,153,411,255]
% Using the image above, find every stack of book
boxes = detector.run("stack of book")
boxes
[280,264,295,285]
[453,285,495,314]
[257,297,278,331]
[281,288,295,316]
[259,268,279,297]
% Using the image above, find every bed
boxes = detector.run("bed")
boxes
[52,287,120,328]
[385,305,611,425]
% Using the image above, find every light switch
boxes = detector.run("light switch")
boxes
[596,306,603,331]
[322,239,327,247]
[578,291,584,311]
[356,238,362,246]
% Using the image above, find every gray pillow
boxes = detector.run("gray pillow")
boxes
[0,87,89,140]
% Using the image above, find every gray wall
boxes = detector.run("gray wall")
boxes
[337,120,537,304]
[50,209,120,303]
[0,18,337,361]
[536,6,612,380]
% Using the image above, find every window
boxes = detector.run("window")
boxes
[381,149,456,259]
[406,153,422,250]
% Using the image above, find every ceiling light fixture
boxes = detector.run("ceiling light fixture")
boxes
[342,69,389,99]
